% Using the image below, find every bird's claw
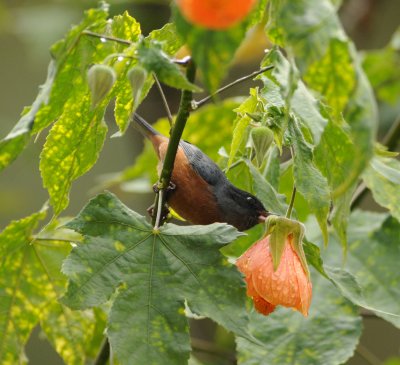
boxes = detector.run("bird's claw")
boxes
[152,181,176,193]
[147,204,170,221]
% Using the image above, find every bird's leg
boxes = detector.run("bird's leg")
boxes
[147,203,170,221]
[152,181,176,193]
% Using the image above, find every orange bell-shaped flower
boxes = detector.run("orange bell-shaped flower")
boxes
[237,231,312,316]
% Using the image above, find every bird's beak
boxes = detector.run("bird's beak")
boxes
[258,211,269,223]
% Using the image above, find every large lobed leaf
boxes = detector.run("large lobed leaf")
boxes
[62,192,251,365]
[0,210,103,365]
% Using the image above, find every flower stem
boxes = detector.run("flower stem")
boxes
[286,185,296,219]
[151,59,196,227]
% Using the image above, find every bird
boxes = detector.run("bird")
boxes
[133,113,269,231]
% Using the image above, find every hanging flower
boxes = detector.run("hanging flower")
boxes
[236,216,312,316]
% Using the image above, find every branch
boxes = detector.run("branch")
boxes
[351,114,400,209]
[193,65,274,109]
[152,59,197,228]
[153,73,174,126]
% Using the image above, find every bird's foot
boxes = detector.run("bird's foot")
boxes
[147,204,170,222]
[152,181,176,193]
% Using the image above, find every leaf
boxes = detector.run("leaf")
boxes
[246,161,287,216]
[228,90,259,166]
[363,154,400,222]
[267,0,378,193]
[114,23,183,135]
[305,38,355,116]
[173,0,267,92]
[0,210,102,365]
[138,39,201,92]
[362,28,400,105]
[311,211,400,328]
[237,271,362,365]
[0,61,56,172]
[32,5,111,134]
[61,192,252,365]
[40,97,107,215]
[289,118,330,244]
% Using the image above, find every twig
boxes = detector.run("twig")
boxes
[193,65,274,109]
[286,186,297,219]
[82,30,132,45]
[94,338,110,365]
[351,113,400,209]
[151,59,197,227]
[153,73,174,126]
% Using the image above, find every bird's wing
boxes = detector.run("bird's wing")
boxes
[180,141,225,186]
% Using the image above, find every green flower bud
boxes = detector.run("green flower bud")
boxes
[128,66,148,108]
[250,126,274,166]
[87,64,116,107]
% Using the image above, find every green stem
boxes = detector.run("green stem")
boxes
[286,186,296,218]
[151,60,197,227]
[153,73,173,127]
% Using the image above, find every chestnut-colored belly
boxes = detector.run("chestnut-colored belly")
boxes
[155,138,221,225]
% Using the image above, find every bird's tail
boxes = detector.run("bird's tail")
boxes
[132,113,161,138]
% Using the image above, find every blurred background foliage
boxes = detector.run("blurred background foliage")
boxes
[0,0,399,364]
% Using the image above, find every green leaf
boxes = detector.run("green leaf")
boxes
[289,118,330,244]
[237,271,362,365]
[267,0,378,193]
[228,90,259,166]
[305,38,355,116]
[138,39,201,92]
[62,192,252,365]
[0,210,102,365]
[0,61,56,172]
[311,211,400,328]
[362,28,400,105]
[363,154,400,222]
[246,161,287,216]
[173,0,267,92]
[258,49,328,150]
[32,6,111,134]
[40,97,107,215]
[0,210,47,364]
[113,23,182,135]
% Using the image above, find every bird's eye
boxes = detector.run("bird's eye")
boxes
[247,196,254,202]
